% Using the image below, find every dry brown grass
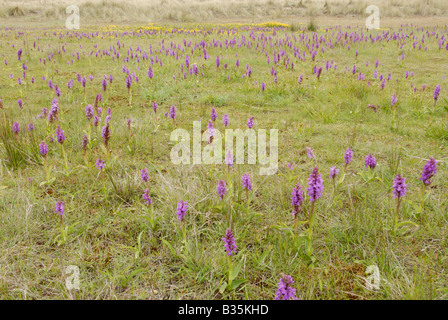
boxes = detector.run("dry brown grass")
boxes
[0,0,447,25]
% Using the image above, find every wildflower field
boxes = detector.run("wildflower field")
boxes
[0,20,447,300]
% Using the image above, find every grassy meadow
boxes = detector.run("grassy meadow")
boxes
[0,8,447,300]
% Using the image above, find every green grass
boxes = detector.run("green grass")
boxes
[0,21,447,300]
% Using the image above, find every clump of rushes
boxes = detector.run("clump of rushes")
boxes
[176,200,188,244]
[275,274,297,300]
[306,166,323,256]
[241,173,252,213]
[291,183,304,227]
[419,157,437,208]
